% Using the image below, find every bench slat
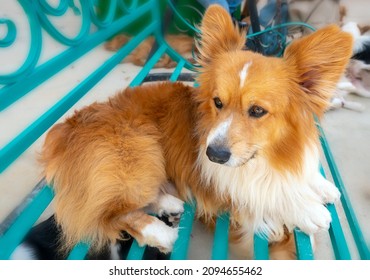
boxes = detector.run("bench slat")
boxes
[294,229,313,260]
[126,240,146,260]
[212,213,230,260]
[170,202,196,260]
[130,44,168,86]
[327,204,351,260]
[67,242,90,260]
[318,124,370,259]
[318,164,351,259]
[170,60,186,82]
[0,185,54,259]
[254,234,269,260]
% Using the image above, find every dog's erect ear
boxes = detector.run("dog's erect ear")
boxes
[284,25,353,116]
[196,5,246,66]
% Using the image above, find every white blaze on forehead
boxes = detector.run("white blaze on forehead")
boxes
[239,62,252,88]
[207,115,233,146]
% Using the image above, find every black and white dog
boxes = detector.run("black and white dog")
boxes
[10,215,124,260]
[11,215,171,260]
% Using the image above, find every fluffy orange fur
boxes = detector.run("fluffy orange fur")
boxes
[41,5,353,258]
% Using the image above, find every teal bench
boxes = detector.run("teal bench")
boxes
[0,0,369,260]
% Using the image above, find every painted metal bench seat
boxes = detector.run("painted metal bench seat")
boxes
[0,0,369,260]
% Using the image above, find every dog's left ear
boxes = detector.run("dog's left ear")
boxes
[196,5,246,66]
[284,25,353,116]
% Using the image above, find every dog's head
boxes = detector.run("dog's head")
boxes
[195,5,353,173]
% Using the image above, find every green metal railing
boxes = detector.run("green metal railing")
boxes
[318,124,370,260]
[0,0,368,260]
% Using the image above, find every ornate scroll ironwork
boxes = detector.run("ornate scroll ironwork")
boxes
[0,0,141,86]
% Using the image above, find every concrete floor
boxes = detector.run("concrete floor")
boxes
[0,0,369,259]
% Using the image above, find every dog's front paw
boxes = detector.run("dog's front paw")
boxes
[312,173,341,204]
[156,194,184,224]
[141,219,179,254]
[320,179,341,204]
[296,203,332,234]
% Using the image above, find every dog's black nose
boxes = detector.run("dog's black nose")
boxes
[206,146,231,164]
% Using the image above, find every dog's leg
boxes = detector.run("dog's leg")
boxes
[337,81,357,92]
[119,210,178,253]
[330,96,345,110]
[269,232,318,260]
[269,230,296,260]
[229,221,296,260]
[330,95,365,111]
[342,100,366,111]
[351,86,370,98]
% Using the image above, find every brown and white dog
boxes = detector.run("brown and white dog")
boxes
[39,5,352,259]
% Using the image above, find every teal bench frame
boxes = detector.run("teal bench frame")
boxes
[0,0,369,260]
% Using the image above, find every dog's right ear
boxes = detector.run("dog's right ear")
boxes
[196,5,246,66]
[284,25,353,116]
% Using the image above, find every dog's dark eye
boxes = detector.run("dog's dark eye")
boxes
[213,97,223,109]
[248,105,267,118]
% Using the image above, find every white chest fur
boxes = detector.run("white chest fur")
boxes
[196,145,340,242]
